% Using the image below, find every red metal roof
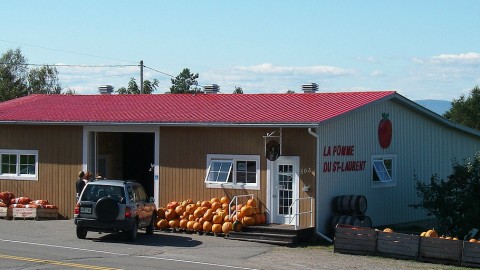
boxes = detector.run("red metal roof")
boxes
[0,92,396,126]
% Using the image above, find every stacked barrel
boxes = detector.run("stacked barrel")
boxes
[330,195,372,232]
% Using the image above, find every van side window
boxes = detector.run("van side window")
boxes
[127,186,134,202]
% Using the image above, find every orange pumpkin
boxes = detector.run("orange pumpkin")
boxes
[224,215,232,222]
[203,221,212,232]
[241,206,255,217]
[165,209,177,220]
[201,200,212,209]
[175,205,185,216]
[167,201,179,209]
[211,202,222,211]
[258,213,266,224]
[157,219,168,229]
[188,214,195,221]
[186,204,197,214]
[212,223,222,234]
[194,208,205,218]
[425,229,438,238]
[210,197,220,203]
[242,216,255,226]
[179,219,188,229]
[156,207,166,219]
[220,196,230,204]
[169,219,180,228]
[222,221,233,234]
[246,198,257,208]
[253,213,263,225]
[212,214,223,224]
[222,203,229,211]
[187,220,195,230]
[203,209,214,221]
[193,221,203,232]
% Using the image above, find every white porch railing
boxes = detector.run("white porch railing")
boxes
[288,197,314,229]
[228,194,254,220]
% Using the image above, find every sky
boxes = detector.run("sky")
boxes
[1,1,479,101]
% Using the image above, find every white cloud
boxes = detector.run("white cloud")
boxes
[197,63,356,94]
[413,52,480,65]
[234,63,354,76]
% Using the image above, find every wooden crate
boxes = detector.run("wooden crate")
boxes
[12,208,58,220]
[0,207,12,219]
[334,225,377,255]
[462,241,480,267]
[376,231,420,259]
[419,237,462,265]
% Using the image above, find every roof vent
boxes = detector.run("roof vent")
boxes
[204,84,220,94]
[99,85,114,95]
[302,83,318,93]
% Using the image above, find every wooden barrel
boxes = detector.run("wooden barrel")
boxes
[330,215,364,228]
[358,215,372,228]
[332,195,367,214]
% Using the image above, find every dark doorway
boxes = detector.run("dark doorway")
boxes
[122,133,155,198]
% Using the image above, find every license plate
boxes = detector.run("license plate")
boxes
[80,207,92,214]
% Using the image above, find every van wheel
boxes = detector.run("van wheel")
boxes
[76,226,87,239]
[125,221,138,241]
[146,213,156,235]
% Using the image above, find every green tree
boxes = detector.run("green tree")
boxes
[444,86,480,130]
[117,77,158,94]
[0,48,63,101]
[0,48,28,101]
[233,86,243,94]
[169,68,200,94]
[28,65,61,94]
[414,152,480,238]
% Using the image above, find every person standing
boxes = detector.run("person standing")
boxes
[76,171,86,201]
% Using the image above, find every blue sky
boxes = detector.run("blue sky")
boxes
[1,1,479,101]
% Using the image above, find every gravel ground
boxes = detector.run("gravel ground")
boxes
[249,245,468,270]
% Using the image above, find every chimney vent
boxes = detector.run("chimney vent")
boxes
[204,84,220,94]
[301,83,318,93]
[99,85,114,95]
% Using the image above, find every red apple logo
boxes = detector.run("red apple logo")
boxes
[378,113,392,149]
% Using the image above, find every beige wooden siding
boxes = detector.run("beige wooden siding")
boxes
[0,125,83,218]
[159,127,317,227]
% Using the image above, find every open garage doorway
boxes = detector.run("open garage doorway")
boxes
[87,131,156,198]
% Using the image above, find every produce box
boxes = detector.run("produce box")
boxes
[419,237,462,266]
[376,231,420,259]
[462,241,480,267]
[0,207,12,219]
[12,208,58,220]
[334,225,377,255]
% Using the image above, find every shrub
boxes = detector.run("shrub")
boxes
[414,152,480,238]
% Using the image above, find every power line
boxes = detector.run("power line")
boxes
[144,65,175,78]
[0,62,137,68]
[0,39,138,64]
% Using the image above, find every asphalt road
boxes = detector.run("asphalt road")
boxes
[0,219,466,270]
[0,219,272,270]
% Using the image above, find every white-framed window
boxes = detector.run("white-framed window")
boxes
[372,155,395,188]
[205,154,260,190]
[0,149,38,181]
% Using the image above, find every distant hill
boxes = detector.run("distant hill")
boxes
[414,99,452,116]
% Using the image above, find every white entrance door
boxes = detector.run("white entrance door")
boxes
[269,156,299,225]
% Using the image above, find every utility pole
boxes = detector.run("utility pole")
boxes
[140,60,144,94]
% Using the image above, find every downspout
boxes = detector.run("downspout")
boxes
[308,128,333,243]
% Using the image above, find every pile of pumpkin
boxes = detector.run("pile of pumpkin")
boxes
[155,197,266,235]
[0,191,57,209]
[383,227,461,241]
